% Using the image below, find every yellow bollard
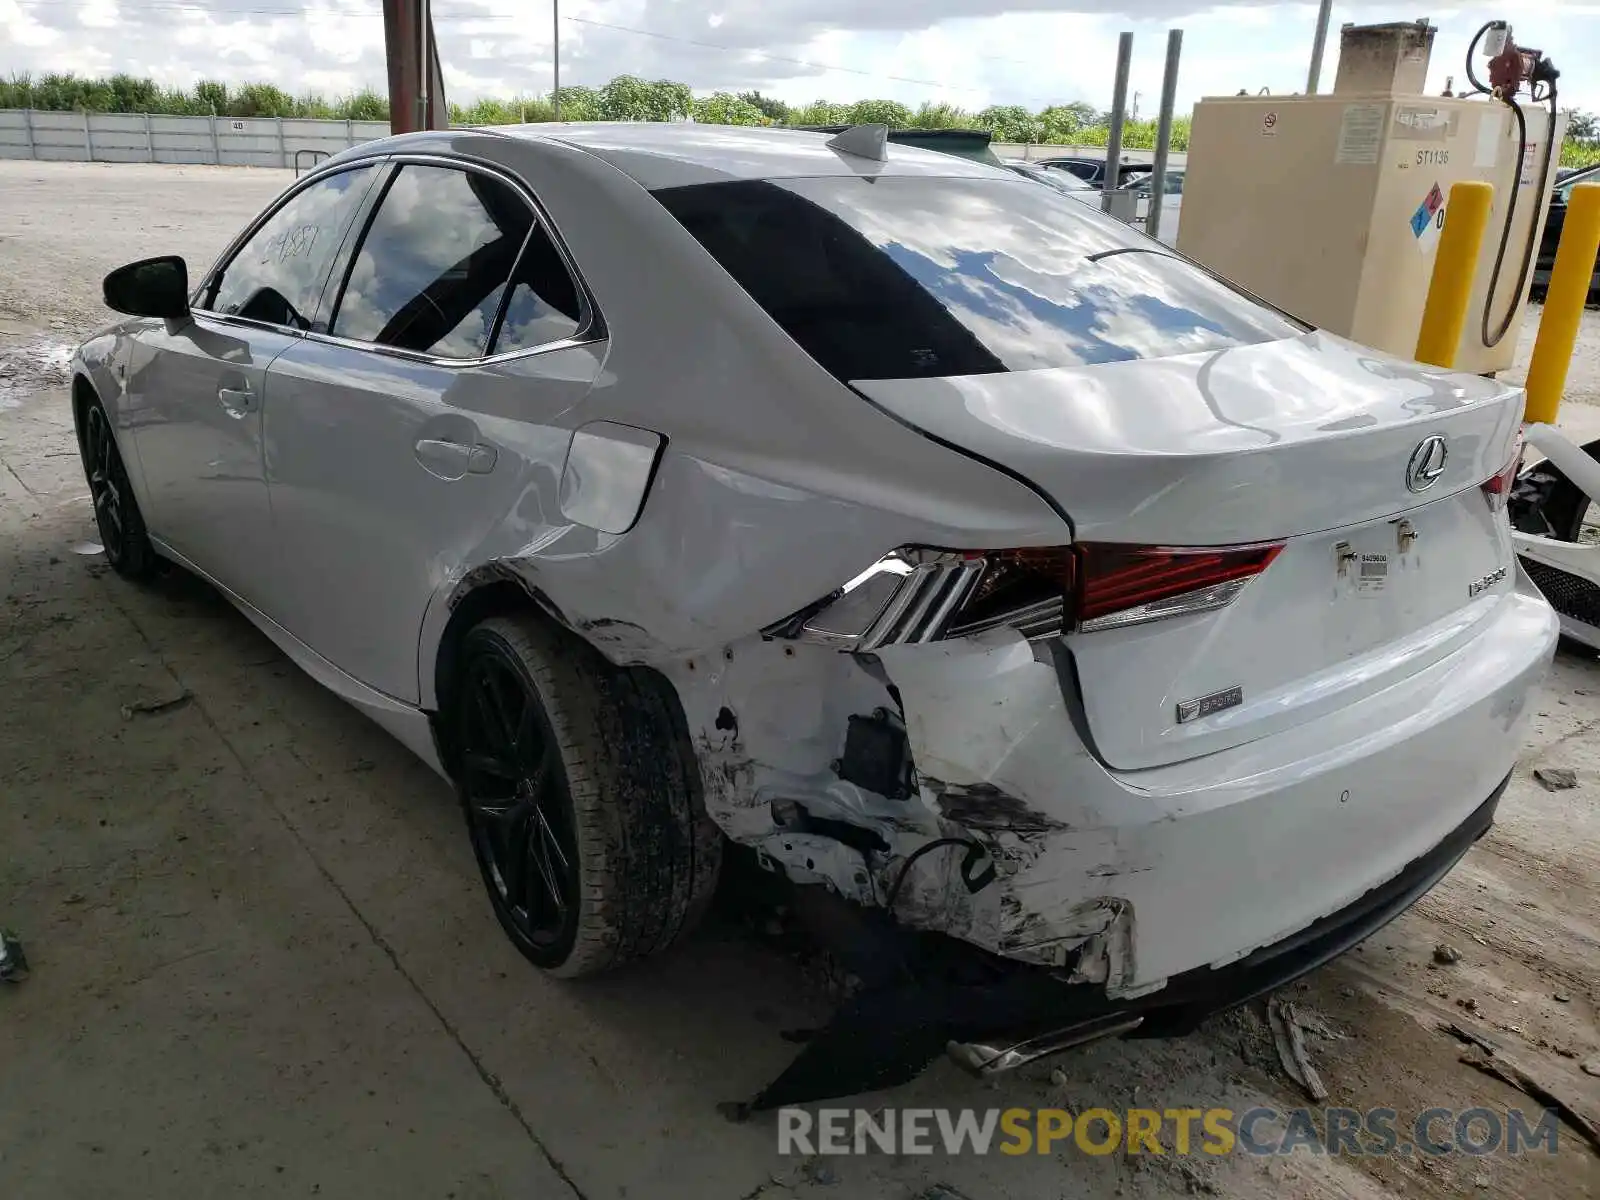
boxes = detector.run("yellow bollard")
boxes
[1415,181,1495,368]
[1524,184,1600,425]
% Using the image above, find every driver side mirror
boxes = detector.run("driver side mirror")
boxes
[103,255,191,320]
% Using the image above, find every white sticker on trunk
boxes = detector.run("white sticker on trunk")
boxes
[1357,553,1389,594]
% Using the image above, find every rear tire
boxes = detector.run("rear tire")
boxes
[76,392,157,581]
[453,615,721,977]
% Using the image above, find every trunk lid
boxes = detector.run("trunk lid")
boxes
[854,332,1526,769]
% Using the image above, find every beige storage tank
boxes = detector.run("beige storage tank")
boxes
[1178,26,1562,375]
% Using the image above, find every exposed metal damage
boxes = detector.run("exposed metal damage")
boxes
[650,626,1152,1109]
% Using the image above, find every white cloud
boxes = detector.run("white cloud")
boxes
[2,0,1599,112]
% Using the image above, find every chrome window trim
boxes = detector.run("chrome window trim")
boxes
[190,150,607,369]
[189,157,386,334]
[294,326,602,368]
[314,151,605,368]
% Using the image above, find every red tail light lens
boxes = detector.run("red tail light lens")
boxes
[1076,542,1284,631]
[772,541,1285,651]
[1480,436,1523,510]
[942,541,1283,639]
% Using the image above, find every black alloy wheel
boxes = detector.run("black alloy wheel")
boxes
[458,647,580,964]
[79,396,156,579]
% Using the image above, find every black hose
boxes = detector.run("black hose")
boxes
[1463,21,1560,350]
[1465,21,1496,94]
[1481,88,1559,349]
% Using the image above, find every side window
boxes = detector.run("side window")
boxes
[329,163,579,358]
[207,165,377,330]
[493,225,583,352]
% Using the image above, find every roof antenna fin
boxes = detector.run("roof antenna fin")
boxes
[826,124,889,162]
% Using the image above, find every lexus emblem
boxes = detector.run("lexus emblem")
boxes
[1405,435,1449,493]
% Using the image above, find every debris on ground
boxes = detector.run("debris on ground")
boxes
[1457,996,1480,1012]
[1267,998,1328,1101]
[0,929,28,982]
[910,1187,977,1200]
[120,689,193,720]
[796,1159,840,1187]
[1583,1055,1600,1078]
[1291,1009,1348,1041]
[1553,990,1571,1002]
[1444,1024,1600,1156]
[1433,942,1463,965]
[1458,1047,1600,1156]
[1441,1021,1501,1056]
[1533,767,1578,791]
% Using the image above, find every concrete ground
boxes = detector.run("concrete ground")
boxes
[1,161,1597,1200]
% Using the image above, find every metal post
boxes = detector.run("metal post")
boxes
[83,109,93,161]
[23,109,35,160]
[1306,0,1334,94]
[417,0,431,131]
[143,111,154,161]
[1415,182,1494,367]
[347,118,354,148]
[1525,185,1600,423]
[1147,29,1183,243]
[1101,32,1134,214]
[209,113,221,164]
[276,116,286,168]
[552,0,561,120]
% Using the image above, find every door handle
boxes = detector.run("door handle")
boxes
[415,437,497,481]
[217,386,255,418]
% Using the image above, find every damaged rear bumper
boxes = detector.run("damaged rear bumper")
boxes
[747,775,1505,1109]
[873,584,1555,990]
[950,773,1506,1072]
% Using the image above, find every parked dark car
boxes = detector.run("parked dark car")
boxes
[1032,155,1155,189]
[1533,162,1600,301]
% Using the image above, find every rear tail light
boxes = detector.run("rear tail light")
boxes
[1480,435,1524,511]
[769,540,1283,650]
[1075,543,1284,632]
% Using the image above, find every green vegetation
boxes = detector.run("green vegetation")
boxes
[6,72,1600,165]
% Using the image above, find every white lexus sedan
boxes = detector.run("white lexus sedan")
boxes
[71,123,1556,1107]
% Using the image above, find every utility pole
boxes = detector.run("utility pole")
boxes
[553,0,561,121]
[1148,30,1183,243]
[1102,32,1134,214]
[1306,0,1334,93]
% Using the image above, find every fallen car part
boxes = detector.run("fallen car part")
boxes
[946,1012,1145,1076]
[0,930,28,982]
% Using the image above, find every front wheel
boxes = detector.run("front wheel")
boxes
[77,393,157,580]
[452,615,721,977]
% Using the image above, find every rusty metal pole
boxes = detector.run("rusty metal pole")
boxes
[383,0,419,134]
[383,0,446,133]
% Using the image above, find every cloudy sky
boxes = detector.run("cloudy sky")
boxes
[5,0,1600,113]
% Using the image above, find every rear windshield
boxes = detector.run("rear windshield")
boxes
[655,176,1300,381]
